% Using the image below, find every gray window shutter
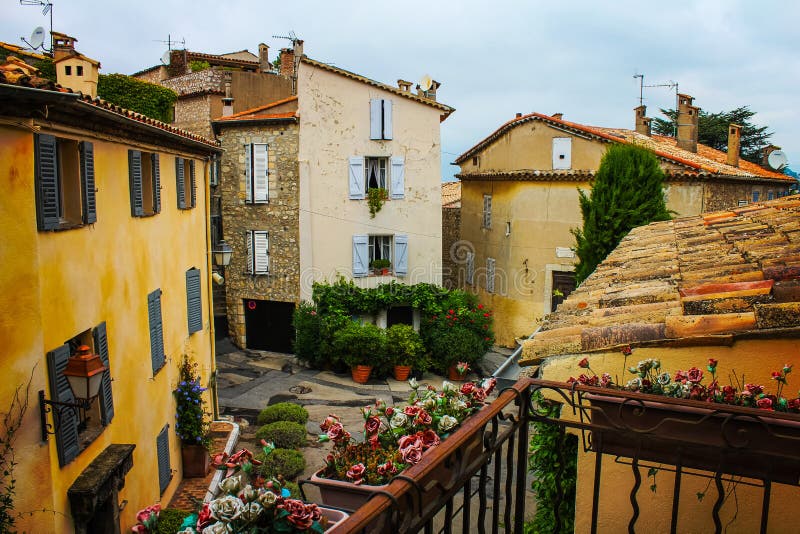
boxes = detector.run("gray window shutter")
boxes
[176,157,187,209]
[369,99,382,140]
[246,231,254,274]
[151,153,161,213]
[189,160,197,208]
[245,144,253,203]
[148,289,165,373]
[80,141,96,224]
[353,234,368,277]
[483,194,492,228]
[35,133,60,230]
[394,234,408,276]
[390,156,405,199]
[156,424,171,494]
[382,100,393,140]
[466,252,475,285]
[252,144,269,203]
[349,157,365,199]
[93,321,114,425]
[487,258,496,293]
[186,268,202,334]
[128,150,144,217]
[47,344,79,466]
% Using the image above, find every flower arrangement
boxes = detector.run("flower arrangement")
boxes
[131,504,161,533]
[455,361,470,376]
[317,378,496,485]
[174,355,211,448]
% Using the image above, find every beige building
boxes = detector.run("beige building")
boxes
[52,32,101,97]
[453,97,795,347]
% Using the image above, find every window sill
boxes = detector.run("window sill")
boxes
[42,221,88,232]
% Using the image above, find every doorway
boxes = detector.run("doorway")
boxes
[387,306,414,327]
[244,299,296,353]
[551,271,576,311]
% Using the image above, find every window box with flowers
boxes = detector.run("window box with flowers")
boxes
[174,355,212,478]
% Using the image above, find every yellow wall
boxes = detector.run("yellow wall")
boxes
[55,57,99,98]
[0,123,215,532]
[539,339,800,533]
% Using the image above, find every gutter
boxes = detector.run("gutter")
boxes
[491,326,541,390]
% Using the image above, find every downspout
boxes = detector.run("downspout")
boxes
[491,326,541,389]
[204,156,219,419]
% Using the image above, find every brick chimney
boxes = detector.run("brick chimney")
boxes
[634,105,652,136]
[551,113,563,120]
[726,124,742,167]
[258,43,270,72]
[676,93,699,153]
[279,48,294,76]
[168,49,188,77]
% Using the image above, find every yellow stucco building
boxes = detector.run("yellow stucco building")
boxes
[0,61,219,532]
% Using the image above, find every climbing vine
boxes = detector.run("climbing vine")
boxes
[97,74,177,123]
[0,371,33,532]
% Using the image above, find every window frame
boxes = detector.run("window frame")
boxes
[365,157,389,192]
[175,157,197,210]
[128,150,161,217]
[246,230,270,275]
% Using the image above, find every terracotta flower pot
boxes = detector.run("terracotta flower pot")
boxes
[448,365,467,382]
[393,365,412,381]
[181,444,210,478]
[351,365,372,384]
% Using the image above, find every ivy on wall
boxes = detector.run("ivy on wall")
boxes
[97,74,178,123]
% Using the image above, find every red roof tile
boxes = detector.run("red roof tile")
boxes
[213,96,298,121]
[442,181,461,208]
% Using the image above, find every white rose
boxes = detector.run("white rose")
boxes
[241,484,257,503]
[209,495,244,522]
[390,412,409,428]
[218,476,241,495]
[238,501,264,524]
[438,415,458,432]
[442,381,457,393]
[258,490,277,508]
[202,521,232,534]
[408,378,419,389]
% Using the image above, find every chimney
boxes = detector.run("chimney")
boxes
[551,113,563,120]
[676,93,699,153]
[634,105,652,136]
[515,113,522,118]
[726,124,742,167]
[416,80,440,101]
[279,48,294,77]
[51,32,77,62]
[397,79,412,92]
[221,80,234,117]
[258,43,270,72]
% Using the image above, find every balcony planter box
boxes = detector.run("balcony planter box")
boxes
[587,393,800,484]
[319,506,349,530]
[311,469,388,510]
[181,444,210,478]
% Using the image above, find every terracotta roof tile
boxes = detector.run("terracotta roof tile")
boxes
[213,96,298,121]
[442,181,461,207]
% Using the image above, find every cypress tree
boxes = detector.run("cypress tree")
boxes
[572,143,671,284]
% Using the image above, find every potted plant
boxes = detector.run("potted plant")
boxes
[385,324,426,381]
[174,355,212,478]
[333,322,386,384]
[369,258,392,276]
[367,187,389,218]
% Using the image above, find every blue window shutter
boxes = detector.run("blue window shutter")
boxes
[152,153,161,213]
[80,141,96,224]
[148,289,165,373]
[390,156,405,199]
[186,268,202,334]
[189,160,197,208]
[35,133,60,230]
[156,424,171,494]
[394,234,409,276]
[176,157,186,209]
[93,322,114,425]
[128,150,144,217]
[47,344,79,466]
[382,100,393,140]
[353,234,368,277]
[369,99,382,140]
[349,157,365,199]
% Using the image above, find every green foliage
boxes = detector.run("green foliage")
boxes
[188,60,210,72]
[572,143,671,284]
[333,321,386,368]
[257,402,309,426]
[255,421,307,449]
[367,187,388,218]
[652,106,772,164]
[385,324,426,369]
[0,378,31,533]
[425,324,487,371]
[255,448,306,480]
[526,392,577,534]
[292,302,322,367]
[97,74,177,123]
[369,258,391,271]
[155,508,191,534]
[283,480,301,498]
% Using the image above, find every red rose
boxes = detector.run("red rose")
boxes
[401,441,424,464]
[460,383,475,395]
[320,414,339,432]
[745,384,764,395]
[197,502,212,529]
[472,387,487,402]
[377,461,397,476]
[415,410,432,426]
[397,434,417,450]
[686,367,703,383]
[578,357,590,369]
[483,312,490,317]
[403,406,421,417]
[419,429,441,449]
[346,463,366,485]
[278,499,320,529]
[621,345,633,356]
[364,416,381,435]
[788,398,800,411]
[385,407,395,416]
[756,397,774,410]
[707,358,718,369]
[448,309,454,314]
[368,433,380,450]
[326,423,348,443]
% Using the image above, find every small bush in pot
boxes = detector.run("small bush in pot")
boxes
[255,421,307,449]
[255,448,306,480]
[257,402,309,426]
[333,321,386,382]
[386,324,426,380]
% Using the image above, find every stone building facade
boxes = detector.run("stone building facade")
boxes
[441,182,461,289]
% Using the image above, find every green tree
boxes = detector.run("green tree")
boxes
[572,143,671,284]
[651,106,772,163]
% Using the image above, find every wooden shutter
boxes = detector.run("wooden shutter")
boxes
[552,138,572,170]
[209,156,219,186]
[80,141,96,224]
[370,99,382,140]
[352,235,368,277]
[394,234,408,276]
[487,258,496,293]
[93,321,114,425]
[186,268,202,333]
[189,160,197,208]
[390,156,405,199]
[382,100,393,140]
[128,150,144,217]
[245,144,253,202]
[246,231,254,274]
[466,252,475,285]
[47,344,80,466]
[156,424,171,494]
[152,153,161,214]
[483,195,492,228]
[148,289,165,373]
[35,134,60,230]
[349,157,365,199]
[253,231,269,274]
[253,144,268,203]
[175,157,187,209]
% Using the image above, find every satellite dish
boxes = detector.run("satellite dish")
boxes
[768,150,788,171]
[29,27,45,50]
[161,50,171,65]
[419,74,433,92]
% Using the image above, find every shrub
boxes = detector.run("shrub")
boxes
[426,324,487,373]
[293,302,322,366]
[386,324,427,370]
[283,480,301,498]
[155,508,191,534]
[257,402,309,426]
[255,421,307,449]
[189,60,210,72]
[333,321,386,368]
[255,448,306,480]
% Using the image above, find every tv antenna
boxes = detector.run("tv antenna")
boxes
[19,0,53,52]
[154,34,185,51]
[633,72,679,107]
[272,30,299,45]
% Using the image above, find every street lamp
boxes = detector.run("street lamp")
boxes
[213,240,233,267]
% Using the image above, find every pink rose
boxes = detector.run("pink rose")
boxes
[278,499,320,529]
[415,410,432,426]
[401,442,424,464]
[320,414,339,432]
[377,461,397,477]
[368,434,380,450]
[460,383,475,395]
[326,423,349,443]
[420,430,440,449]
[346,463,366,485]
[686,367,703,383]
[397,434,417,450]
[404,406,421,417]
[364,416,381,435]
[674,370,688,383]
[757,397,774,410]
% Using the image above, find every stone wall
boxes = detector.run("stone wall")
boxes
[705,179,791,212]
[132,66,166,84]
[173,94,215,139]
[162,69,226,95]
[441,206,461,289]
[217,122,300,347]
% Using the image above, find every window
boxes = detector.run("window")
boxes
[486,258,496,293]
[353,234,408,277]
[246,230,269,274]
[365,157,388,190]
[369,98,393,140]
[35,134,96,230]
[752,190,760,203]
[466,252,475,285]
[552,137,572,170]
[65,65,71,75]
[128,150,161,217]
[156,424,171,495]
[186,268,202,334]
[472,156,480,166]
[245,144,268,203]
[349,156,405,199]
[369,235,392,266]
[148,289,165,374]
[175,157,196,210]
[551,271,576,311]
[768,191,774,201]
[738,200,748,207]
[483,194,492,228]
[209,155,220,186]
[46,322,114,467]
[76,65,84,76]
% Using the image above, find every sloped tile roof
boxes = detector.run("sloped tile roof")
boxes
[520,194,800,365]
[0,41,48,61]
[442,181,461,208]
[213,96,298,122]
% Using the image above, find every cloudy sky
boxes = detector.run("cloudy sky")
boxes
[4,0,799,180]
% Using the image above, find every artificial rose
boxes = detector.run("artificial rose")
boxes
[415,410,432,426]
[422,397,437,412]
[377,461,398,477]
[674,370,688,383]
[257,490,277,508]
[278,499,321,530]
[657,372,671,386]
[390,412,409,429]
[600,373,613,388]
[403,406,421,417]
[707,358,718,371]
[438,415,458,432]
[621,345,633,356]
[745,384,764,395]
[578,357,590,369]
[757,397,774,410]
[202,522,231,534]
[209,495,244,523]
[472,387,487,402]
[238,501,263,524]
[385,406,395,417]
[788,398,800,411]
[368,433,380,451]
[218,476,241,495]
[364,416,381,435]
[326,422,348,443]
[397,434,418,450]
[442,381,457,393]
[197,502,213,529]
[346,463,366,484]
[408,377,419,389]
[401,441,424,464]
[319,414,339,432]
[240,484,257,503]
[420,429,441,448]
[482,377,497,395]
[686,367,703,383]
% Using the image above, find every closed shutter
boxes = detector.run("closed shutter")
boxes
[186,268,202,333]
[152,153,161,213]
[148,289,165,373]
[394,234,408,276]
[487,258,496,293]
[352,234,368,277]
[253,231,269,274]
[552,138,572,170]
[80,141,96,224]
[246,230,254,274]
[93,321,114,425]
[189,160,197,208]
[47,344,79,466]
[252,144,268,203]
[175,157,187,209]
[349,157,365,199]
[382,100,393,140]
[483,195,492,228]
[35,133,60,230]
[245,144,252,202]
[128,150,144,217]
[369,99,382,140]
[466,252,475,285]
[156,424,171,494]
[209,156,219,186]
[390,156,405,199]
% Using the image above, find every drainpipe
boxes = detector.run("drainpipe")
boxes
[204,156,220,419]
[492,326,542,389]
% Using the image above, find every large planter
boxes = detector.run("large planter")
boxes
[311,470,388,510]
[181,444,210,478]
[393,365,412,381]
[588,393,800,484]
[351,365,373,384]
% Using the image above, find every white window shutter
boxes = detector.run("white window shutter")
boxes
[245,144,253,202]
[394,234,408,276]
[390,156,405,199]
[254,231,269,274]
[353,234,369,277]
[370,99,382,140]
[246,231,254,274]
[349,157,365,199]
[253,144,269,203]
[382,100,393,140]
[552,138,572,170]
[487,258,496,293]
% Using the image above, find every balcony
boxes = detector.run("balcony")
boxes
[302,378,800,533]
